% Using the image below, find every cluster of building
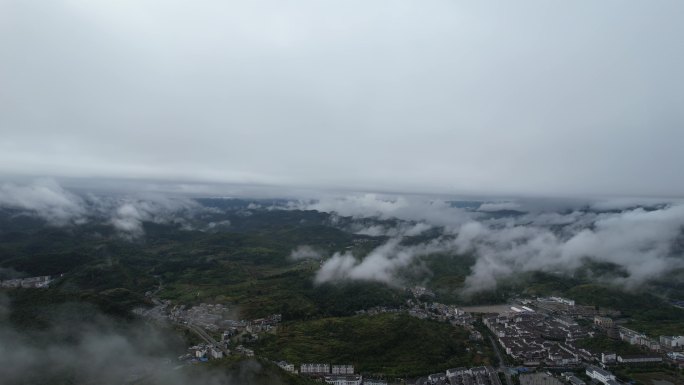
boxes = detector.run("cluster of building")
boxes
[595,316,684,352]
[181,341,258,364]
[519,372,565,385]
[290,363,383,385]
[485,296,684,371]
[356,293,473,328]
[408,301,474,327]
[0,275,55,288]
[425,366,501,385]
[484,310,592,367]
[158,302,281,341]
[134,300,282,365]
[615,326,660,351]
[532,297,607,319]
[180,343,225,362]
[270,362,388,385]
[170,303,238,331]
[410,286,436,299]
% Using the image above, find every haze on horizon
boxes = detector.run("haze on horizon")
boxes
[2,0,683,198]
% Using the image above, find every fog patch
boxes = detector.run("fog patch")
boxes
[0,299,277,385]
[290,245,324,260]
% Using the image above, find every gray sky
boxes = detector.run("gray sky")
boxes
[2,0,683,197]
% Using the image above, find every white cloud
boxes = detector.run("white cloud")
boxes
[310,195,684,293]
[0,179,86,225]
[106,195,201,238]
[297,194,473,228]
[315,238,447,284]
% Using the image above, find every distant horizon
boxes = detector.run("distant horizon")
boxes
[2,175,684,205]
[3,1,684,198]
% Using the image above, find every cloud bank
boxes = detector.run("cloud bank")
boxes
[315,238,443,284]
[0,180,86,225]
[307,194,684,293]
[0,180,204,238]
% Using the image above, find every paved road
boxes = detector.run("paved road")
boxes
[488,335,512,385]
[186,323,230,356]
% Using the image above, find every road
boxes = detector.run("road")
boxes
[186,323,230,356]
[488,335,512,385]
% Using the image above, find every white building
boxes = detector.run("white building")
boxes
[617,355,662,364]
[550,297,575,306]
[594,316,614,328]
[209,347,223,359]
[331,364,354,375]
[300,363,330,374]
[277,361,296,373]
[586,366,616,385]
[323,374,361,385]
[660,335,684,348]
[601,352,616,364]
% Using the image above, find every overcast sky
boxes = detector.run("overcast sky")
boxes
[1,0,683,198]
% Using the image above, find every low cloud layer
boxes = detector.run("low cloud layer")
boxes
[0,179,87,225]
[315,238,442,284]
[307,194,684,293]
[0,179,204,238]
[106,195,201,238]
[2,181,683,293]
[294,193,474,228]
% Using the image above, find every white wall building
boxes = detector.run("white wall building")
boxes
[586,366,616,385]
[331,365,354,375]
[550,297,575,306]
[601,352,616,364]
[300,363,330,374]
[277,361,296,373]
[209,347,223,359]
[617,355,662,364]
[660,335,684,348]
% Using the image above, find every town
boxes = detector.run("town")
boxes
[0,274,57,289]
[134,285,683,385]
[6,275,682,385]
